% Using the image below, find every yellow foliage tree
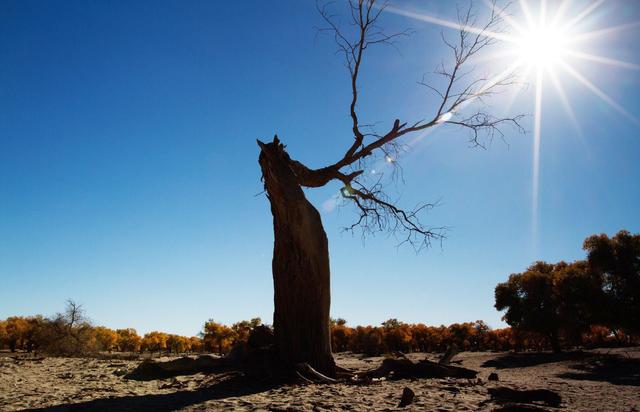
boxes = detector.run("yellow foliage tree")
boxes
[0,320,7,349]
[189,336,203,353]
[141,331,168,354]
[116,328,141,353]
[93,326,119,352]
[203,320,235,355]
[231,317,262,345]
[166,335,189,354]
[5,316,28,352]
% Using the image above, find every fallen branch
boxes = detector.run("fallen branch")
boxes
[360,357,477,381]
[124,355,229,381]
[488,387,562,408]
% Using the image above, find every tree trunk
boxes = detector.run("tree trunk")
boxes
[258,137,336,378]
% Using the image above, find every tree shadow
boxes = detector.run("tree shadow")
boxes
[22,373,280,412]
[481,351,592,369]
[556,354,640,386]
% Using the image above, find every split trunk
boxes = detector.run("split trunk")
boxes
[258,138,336,378]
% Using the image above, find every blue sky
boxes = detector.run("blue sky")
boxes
[1,0,639,337]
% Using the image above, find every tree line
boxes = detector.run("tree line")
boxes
[1,312,635,357]
[0,301,203,356]
[495,230,639,352]
[2,231,636,357]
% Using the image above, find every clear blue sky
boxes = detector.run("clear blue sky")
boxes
[1,0,639,337]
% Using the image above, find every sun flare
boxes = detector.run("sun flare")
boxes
[384,0,640,251]
[514,25,567,69]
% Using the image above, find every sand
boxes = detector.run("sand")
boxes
[1,348,638,411]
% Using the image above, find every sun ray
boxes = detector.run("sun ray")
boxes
[458,59,524,110]
[562,0,605,32]
[546,68,581,136]
[467,49,520,65]
[386,1,638,255]
[500,64,533,115]
[481,0,527,35]
[408,59,524,148]
[565,50,640,70]
[383,5,514,43]
[550,0,572,27]
[567,21,640,43]
[518,0,536,28]
[531,67,543,254]
[559,61,639,124]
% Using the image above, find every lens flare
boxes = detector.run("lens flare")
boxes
[384,0,639,254]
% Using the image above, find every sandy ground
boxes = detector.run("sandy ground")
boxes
[1,348,638,411]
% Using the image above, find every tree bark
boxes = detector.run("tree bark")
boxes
[258,137,336,378]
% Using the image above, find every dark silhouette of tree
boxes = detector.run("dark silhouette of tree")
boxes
[584,230,640,337]
[495,262,564,352]
[258,0,522,377]
[554,260,603,346]
[495,260,606,352]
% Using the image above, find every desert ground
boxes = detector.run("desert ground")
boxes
[1,348,638,411]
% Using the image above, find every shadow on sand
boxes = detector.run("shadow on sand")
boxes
[557,354,640,386]
[22,373,280,412]
[481,351,592,369]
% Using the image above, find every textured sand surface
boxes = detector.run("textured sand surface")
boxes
[1,348,638,411]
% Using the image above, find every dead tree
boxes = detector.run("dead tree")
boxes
[257,0,523,378]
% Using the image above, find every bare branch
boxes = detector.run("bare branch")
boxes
[317,0,411,161]
[341,180,446,251]
[298,0,524,248]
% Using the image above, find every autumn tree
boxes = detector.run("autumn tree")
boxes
[94,326,119,352]
[5,316,28,352]
[495,260,602,352]
[351,326,385,356]
[0,320,6,349]
[36,300,97,355]
[203,320,235,355]
[409,323,433,352]
[330,318,354,352]
[166,334,190,354]
[495,262,563,352]
[116,328,141,353]
[381,319,412,352]
[554,261,603,345]
[583,230,640,336]
[141,331,168,354]
[189,336,203,353]
[471,320,491,350]
[23,316,45,352]
[483,327,514,351]
[231,317,262,345]
[257,0,521,377]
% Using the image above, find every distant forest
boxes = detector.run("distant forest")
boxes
[2,230,637,356]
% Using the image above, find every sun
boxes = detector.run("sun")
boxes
[514,24,567,69]
[383,0,639,251]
